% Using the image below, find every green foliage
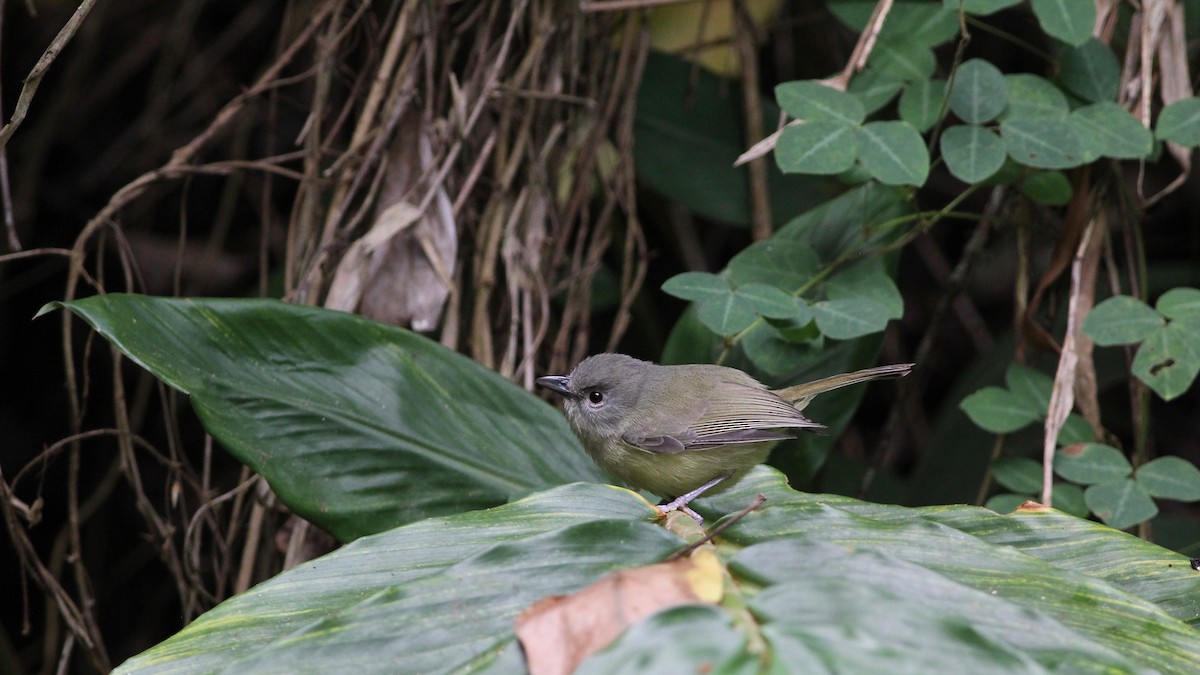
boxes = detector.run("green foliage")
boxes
[1030,0,1095,46]
[761,2,1200,539]
[44,296,601,542]
[949,59,1007,124]
[962,360,1200,530]
[110,467,1200,673]
[773,2,1180,193]
[898,78,947,132]
[1056,444,1134,485]
[1155,98,1200,146]
[775,81,865,125]
[1083,289,1200,400]
[50,293,1200,673]
[1019,170,1072,205]
[940,124,1006,183]
[662,184,906,365]
[1058,38,1120,102]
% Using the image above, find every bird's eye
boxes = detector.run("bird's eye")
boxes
[588,391,604,405]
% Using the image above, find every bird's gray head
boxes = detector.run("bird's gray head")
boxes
[536,353,652,439]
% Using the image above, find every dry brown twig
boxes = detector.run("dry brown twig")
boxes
[735,0,894,167]
[9,4,653,670]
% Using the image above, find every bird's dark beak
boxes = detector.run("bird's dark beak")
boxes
[536,375,579,400]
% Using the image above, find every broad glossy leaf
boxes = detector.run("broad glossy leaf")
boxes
[50,295,601,541]
[744,545,1140,672]
[703,469,1200,671]
[114,484,672,674]
[927,501,1200,624]
[576,605,755,674]
[121,468,1200,673]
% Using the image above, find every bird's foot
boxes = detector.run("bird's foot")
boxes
[656,474,731,524]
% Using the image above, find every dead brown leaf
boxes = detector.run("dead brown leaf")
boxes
[1042,216,1100,505]
[326,119,457,330]
[516,549,723,675]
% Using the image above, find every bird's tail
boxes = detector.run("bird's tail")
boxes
[774,363,914,411]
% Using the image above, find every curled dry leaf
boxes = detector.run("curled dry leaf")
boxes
[516,549,723,675]
[1042,217,1101,505]
[326,119,457,331]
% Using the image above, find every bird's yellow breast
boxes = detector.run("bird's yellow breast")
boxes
[585,438,775,499]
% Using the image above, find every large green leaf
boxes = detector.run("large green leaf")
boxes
[47,295,602,541]
[702,470,1200,671]
[114,484,671,673]
[116,469,1200,673]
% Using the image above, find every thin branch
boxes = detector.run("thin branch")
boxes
[0,0,100,152]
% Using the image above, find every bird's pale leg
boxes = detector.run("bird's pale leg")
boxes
[658,473,730,523]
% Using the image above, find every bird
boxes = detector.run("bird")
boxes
[537,353,913,522]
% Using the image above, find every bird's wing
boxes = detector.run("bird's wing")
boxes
[622,381,823,454]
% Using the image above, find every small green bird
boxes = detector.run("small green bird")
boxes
[537,353,913,522]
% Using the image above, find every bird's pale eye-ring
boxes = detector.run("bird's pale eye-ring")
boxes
[588,390,604,405]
